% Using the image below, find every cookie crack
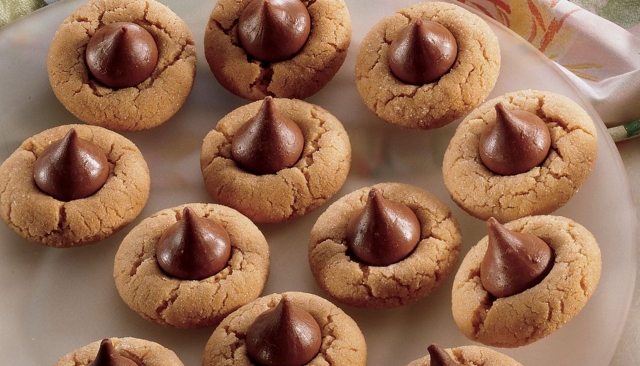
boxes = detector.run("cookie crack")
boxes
[470,274,493,338]
[34,201,65,245]
[128,247,147,278]
[359,264,374,298]
[249,63,275,97]
[379,271,414,303]
[298,107,330,200]
[212,16,239,36]
[376,86,420,114]
[155,283,180,319]
[318,312,340,364]
[303,107,329,164]
[281,174,301,218]
[396,11,413,25]
[367,41,387,75]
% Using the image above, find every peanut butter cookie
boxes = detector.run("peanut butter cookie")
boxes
[355,2,500,130]
[442,90,598,223]
[406,344,522,366]
[203,0,351,100]
[0,124,150,247]
[53,337,184,366]
[308,183,461,308]
[47,0,196,131]
[200,97,351,224]
[113,203,270,329]
[202,292,367,366]
[451,215,602,347]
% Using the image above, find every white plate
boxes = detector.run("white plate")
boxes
[0,0,636,365]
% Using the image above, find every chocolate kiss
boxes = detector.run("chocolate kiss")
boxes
[346,188,421,266]
[388,19,458,85]
[86,22,159,88]
[428,344,462,366]
[246,297,322,366]
[479,103,551,175]
[89,339,138,366]
[33,128,109,201]
[231,96,304,175]
[237,0,311,62]
[480,217,554,298]
[156,207,232,280]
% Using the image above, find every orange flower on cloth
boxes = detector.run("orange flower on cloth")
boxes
[456,0,640,127]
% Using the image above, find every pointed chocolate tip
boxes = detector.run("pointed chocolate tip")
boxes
[181,206,196,226]
[427,344,462,366]
[246,295,322,365]
[494,102,508,118]
[89,339,138,366]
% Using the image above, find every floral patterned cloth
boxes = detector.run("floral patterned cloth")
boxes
[458,0,640,128]
[1,0,639,127]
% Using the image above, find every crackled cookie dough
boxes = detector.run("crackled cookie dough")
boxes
[202,292,367,365]
[355,2,500,130]
[113,203,270,329]
[442,90,598,223]
[203,0,351,100]
[0,124,150,248]
[53,337,184,366]
[451,215,602,348]
[406,345,522,366]
[200,97,351,224]
[308,183,461,308]
[47,0,196,131]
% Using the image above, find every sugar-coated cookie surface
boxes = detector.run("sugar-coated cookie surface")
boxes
[405,345,523,366]
[355,1,500,130]
[113,203,270,329]
[200,97,351,224]
[203,0,351,100]
[47,0,196,131]
[202,292,367,366]
[451,215,602,347]
[442,89,598,223]
[309,183,461,308]
[53,337,184,366]
[0,124,150,248]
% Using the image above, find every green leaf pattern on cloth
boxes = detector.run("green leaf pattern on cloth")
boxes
[0,0,47,27]
[571,0,640,28]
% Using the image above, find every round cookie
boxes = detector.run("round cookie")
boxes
[200,97,351,224]
[203,0,352,100]
[308,182,461,308]
[406,345,522,366]
[202,291,367,365]
[53,337,184,366]
[113,203,270,329]
[355,2,500,130]
[47,0,197,131]
[0,124,150,248]
[442,90,598,223]
[451,215,602,348]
